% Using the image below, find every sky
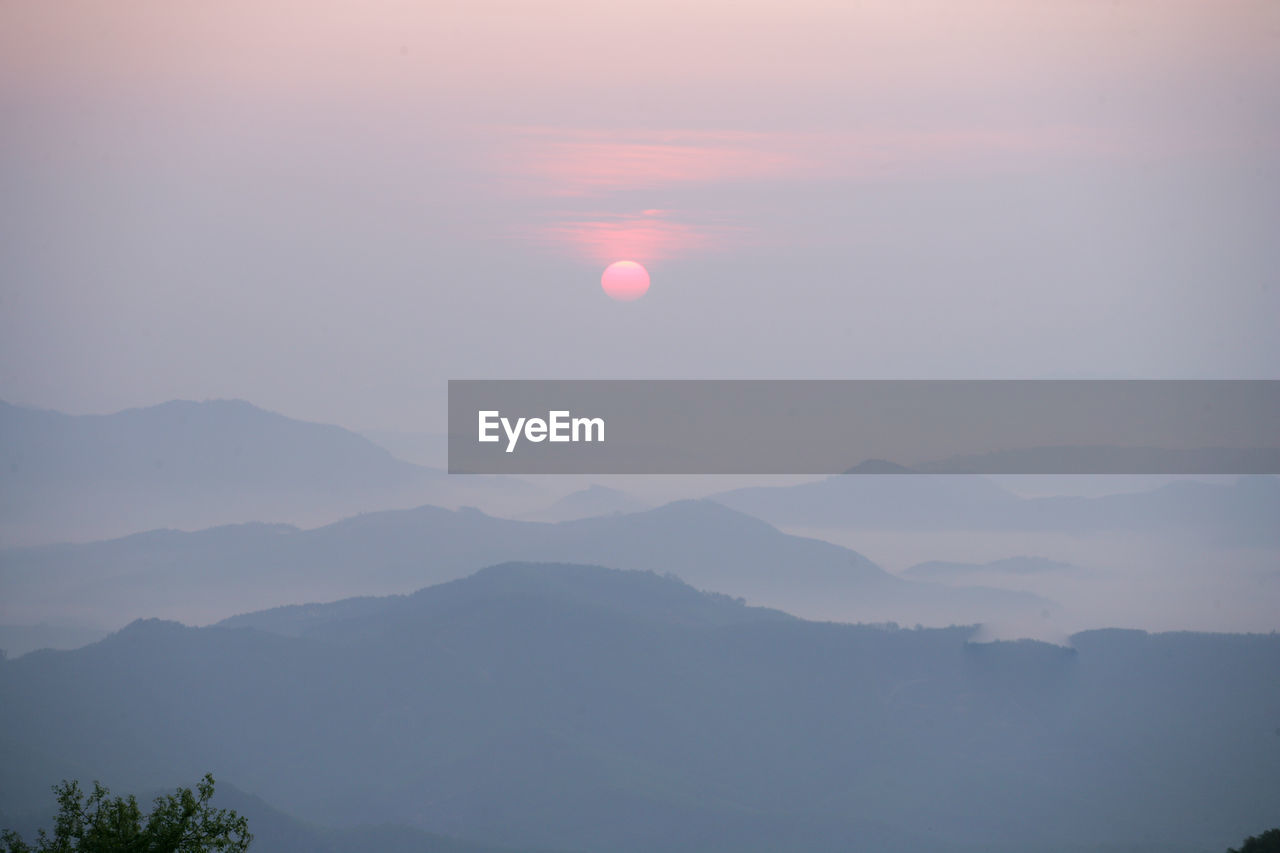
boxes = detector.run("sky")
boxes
[1,0,1278,432]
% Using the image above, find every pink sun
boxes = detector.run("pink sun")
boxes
[601,261,650,302]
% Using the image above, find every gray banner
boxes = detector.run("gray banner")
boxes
[447,380,1280,474]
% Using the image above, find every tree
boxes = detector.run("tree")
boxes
[1,774,251,853]
[1230,829,1280,853]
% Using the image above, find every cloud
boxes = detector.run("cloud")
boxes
[498,124,1130,196]
[504,128,806,197]
[493,124,1131,262]
[527,210,745,263]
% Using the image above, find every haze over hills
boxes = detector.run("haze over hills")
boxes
[3,398,1275,651]
[7,396,1274,551]
[710,473,1280,545]
[903,556,1082,581]
[522,484,651,522]
[5,0,1277,848]
[0,623,110,660]
[2,563,1276,853]
[0,399,537,545]
[0,500,1050,638]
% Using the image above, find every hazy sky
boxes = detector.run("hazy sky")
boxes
[2,0,1277,431]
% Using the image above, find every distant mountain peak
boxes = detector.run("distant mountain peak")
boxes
[437,560,786,624]
[231,560,799,642]
[112,617,189,639]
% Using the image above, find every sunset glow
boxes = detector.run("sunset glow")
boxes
[1,1,1279,846]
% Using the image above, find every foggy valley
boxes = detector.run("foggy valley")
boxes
[1,398,1277,852]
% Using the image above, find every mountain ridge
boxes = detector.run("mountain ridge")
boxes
[0,399,534,545]
[1,499,1053,631]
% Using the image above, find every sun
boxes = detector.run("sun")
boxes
[601,261,650,302]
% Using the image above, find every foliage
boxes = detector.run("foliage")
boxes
[1,774,250,853]
[1230,829,1280,853]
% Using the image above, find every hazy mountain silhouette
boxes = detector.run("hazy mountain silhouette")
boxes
[0,500,1052,631]
[711,473,1280,544]
[0,399,535,546]
[1,563,1275,853]
[220,561,796,639]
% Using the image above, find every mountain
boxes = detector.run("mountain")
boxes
[0,500,1051,630]
[710,474,1280,544]
[0,399,536,545]
[2,563,1276,853]
[220,560,796,639]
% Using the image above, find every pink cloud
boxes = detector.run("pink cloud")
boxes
[499,125,1121,198]
[496,124,1125,262]
[527,210,744,264]
[510,131,803,197]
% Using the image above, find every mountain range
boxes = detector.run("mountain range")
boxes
[0,500,1050,636]
[2,562,1276,853]
[0,399,534,546]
